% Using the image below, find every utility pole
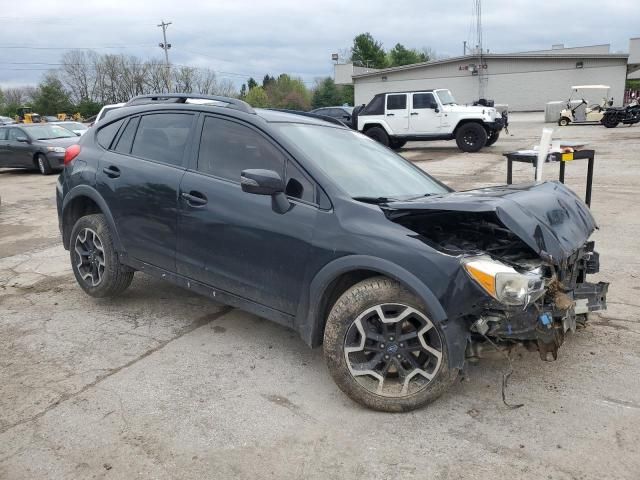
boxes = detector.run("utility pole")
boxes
[157,20,172,91]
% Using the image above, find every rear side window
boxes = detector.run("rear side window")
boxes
[387,94,407,110]
[361,95,384,115]
[131,113,194,166]
[413,93,437,109]
[97,119,124,149]
[114,117,139,154]
[197,116,284,182]
[0,129,6,141]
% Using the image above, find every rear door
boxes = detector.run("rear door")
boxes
[385,94,409,133]
[0,128,8,166]
[176,115,317,314]
[6,127,33,167]
[409,92,442,134]
[96,111,196,271]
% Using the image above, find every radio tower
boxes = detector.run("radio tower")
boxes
[474,0,486,100]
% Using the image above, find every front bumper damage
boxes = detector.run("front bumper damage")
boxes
[470,241,608,361]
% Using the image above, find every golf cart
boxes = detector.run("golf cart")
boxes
[558,85,613,126]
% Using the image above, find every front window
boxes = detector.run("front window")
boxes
[275,124,448,200]
[436,90,456,105]
[24,125,77,140]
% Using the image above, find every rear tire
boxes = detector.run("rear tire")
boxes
[389,139,407,150]
[455,123,487,152]
[36,154,53,175]
[558,117,570,127]
[70,214,134,298]
[365,126,390,147]
[485,130,500,146]
[601,115,619,128]
[323,276,457,412]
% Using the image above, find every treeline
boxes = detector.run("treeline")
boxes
[0,33,434,117]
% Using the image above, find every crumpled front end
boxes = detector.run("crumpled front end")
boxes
[466,240,608,361]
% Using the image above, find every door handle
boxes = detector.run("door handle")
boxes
[102,166,120,178]
[386,113,395,116]
[181,191,208,206]
[411,112,419,116]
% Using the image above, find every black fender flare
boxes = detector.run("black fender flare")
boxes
[299,255,468,370]
[61,185,124,252]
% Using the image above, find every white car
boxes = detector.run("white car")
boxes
[56,121,89,136]
[356,89,506,152]
[95,102,126,124]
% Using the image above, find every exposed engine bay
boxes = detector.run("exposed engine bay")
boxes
[387,204,608,362]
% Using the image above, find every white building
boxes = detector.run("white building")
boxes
[335,41,640,111]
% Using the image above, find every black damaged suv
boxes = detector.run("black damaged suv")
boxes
[57,94,608,412]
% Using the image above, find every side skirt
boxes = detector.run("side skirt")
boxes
[123,257,296,330]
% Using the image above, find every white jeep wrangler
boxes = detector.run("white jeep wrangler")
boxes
[356,89,506,152]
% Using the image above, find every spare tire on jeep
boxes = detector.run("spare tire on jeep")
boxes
[455,123,487,152]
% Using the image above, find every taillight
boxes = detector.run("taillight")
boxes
[64,144,81,165]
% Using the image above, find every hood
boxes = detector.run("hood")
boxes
[442,104,497,118]
[35,137,79,147]
[385,181,596,263]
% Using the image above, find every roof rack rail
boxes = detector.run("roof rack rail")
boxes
[124,93,255,114]
[266,108,349,127]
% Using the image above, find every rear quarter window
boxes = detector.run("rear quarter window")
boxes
[130,113,194,167]
[96,119,124,149]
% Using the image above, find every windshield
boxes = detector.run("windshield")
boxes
[436,90,456,105]
[26,125,76,140]
[275,124,448,199]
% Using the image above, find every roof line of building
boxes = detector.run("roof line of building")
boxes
[351,52,630,78]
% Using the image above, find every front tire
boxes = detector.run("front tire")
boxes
[389,139,407,150]
[36,154,53,175]
[364,126,390,147]
[455,123,487,152]
[485,130,500,146]
[70,214,134,298]
[601,115,619,128]
[323,277,456,412]
[558,117,570,126]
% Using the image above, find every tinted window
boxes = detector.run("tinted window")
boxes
[197,117,284,182]
[387,94,407,110]
[0,129,7,141]
[286,161,315,203]
[413,93,437,109]
[114,117,139,154]
[97,119,124,149]
[361,95,384,115]
[131,113,194,166]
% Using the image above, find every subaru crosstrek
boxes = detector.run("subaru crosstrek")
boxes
[57,94,608,412]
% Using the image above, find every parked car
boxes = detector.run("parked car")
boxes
[94,102,125,124]
[56,93,607,412]
[356,89,506,151]
[56,121,89,136]
[309,106,354,126]
[43,115,60,123]
[0,116,15,126]
[0,123,79,174]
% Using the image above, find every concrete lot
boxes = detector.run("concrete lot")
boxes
[1,113,639,479]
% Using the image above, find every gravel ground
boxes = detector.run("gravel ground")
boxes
[1,113,639,479]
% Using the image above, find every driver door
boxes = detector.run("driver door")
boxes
[409,93,442,134]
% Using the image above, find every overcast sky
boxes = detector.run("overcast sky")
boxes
[1,0,637,89]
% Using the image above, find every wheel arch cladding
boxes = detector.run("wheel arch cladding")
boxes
[454,118,486,134]
[62,186,123,252]
[300,255,468,370]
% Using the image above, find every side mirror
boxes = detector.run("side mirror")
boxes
[76,132,81,136]
[240,169,290,214]
[16,136,29,143]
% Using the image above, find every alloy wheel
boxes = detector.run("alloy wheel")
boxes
[344,303,443,397]
[74,228,106,287]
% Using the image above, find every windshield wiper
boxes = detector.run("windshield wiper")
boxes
[352,196,403,204]
[405,193,437,201]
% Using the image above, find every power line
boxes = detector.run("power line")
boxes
[0,44,155,50]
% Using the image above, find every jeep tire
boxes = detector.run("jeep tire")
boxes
[365,126,390,147]
[455,123,488,152]
[485,130,500,146]
[323,276,457,412]
[70,214,134,298]
[390,139,407,150]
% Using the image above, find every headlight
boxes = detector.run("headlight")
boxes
[463,257,545,306]
[46,146,66,153]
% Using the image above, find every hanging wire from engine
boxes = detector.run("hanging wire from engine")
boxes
[481,333,525,409]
